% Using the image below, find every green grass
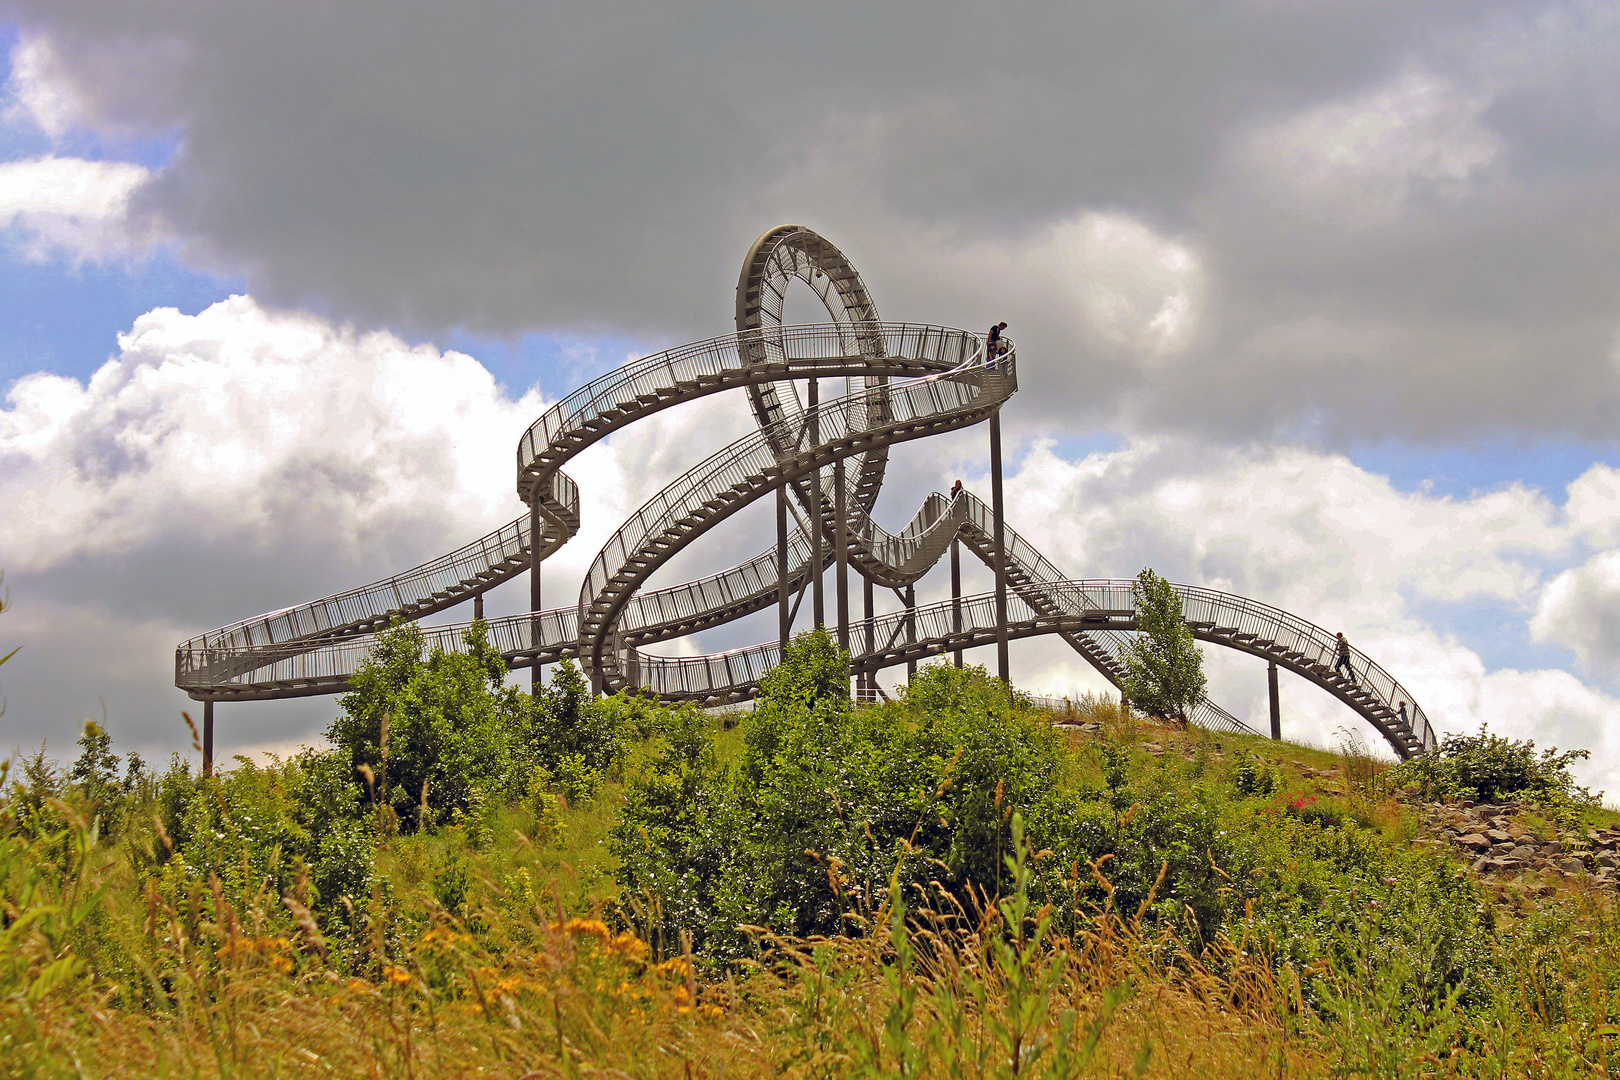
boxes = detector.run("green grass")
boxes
[5,670,1620,1078]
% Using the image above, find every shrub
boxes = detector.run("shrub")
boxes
[1388,725,1596,807]
[613,632,1067,958]
[1232,754,1279,798]
[551,754,602,803]
[1284,794,1347,829]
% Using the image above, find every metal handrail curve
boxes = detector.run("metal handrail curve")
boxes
[175,225,1436,760]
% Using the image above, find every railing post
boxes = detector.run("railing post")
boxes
[202,700,214,778]
[778,482,791,660]
[835,457,849,652]
[951,536,963,668]
[990,408,1010,687]
[1268,660,1281,741]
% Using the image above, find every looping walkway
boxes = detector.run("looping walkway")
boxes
[176,225,1438,761]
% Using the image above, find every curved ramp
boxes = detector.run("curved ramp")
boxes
[176,226,1438,760]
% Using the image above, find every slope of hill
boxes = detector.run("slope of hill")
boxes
[3,626,1616,1079]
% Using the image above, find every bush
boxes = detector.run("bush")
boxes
[1388,725,1596,807]
[613,632,1068,958]
[1232,754,1279,798]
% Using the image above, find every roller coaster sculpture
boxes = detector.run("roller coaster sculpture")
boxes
[176,226,1437,769]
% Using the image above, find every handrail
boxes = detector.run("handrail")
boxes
[176,225,1436,760]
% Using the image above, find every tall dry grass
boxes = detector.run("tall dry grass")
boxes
[3,804,1322,1079]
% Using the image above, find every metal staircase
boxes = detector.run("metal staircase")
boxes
[176,225,1439,761]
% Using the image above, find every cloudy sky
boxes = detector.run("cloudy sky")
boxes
[2,2,1619,792]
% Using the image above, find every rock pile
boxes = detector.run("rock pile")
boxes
[1424,802,1619,889]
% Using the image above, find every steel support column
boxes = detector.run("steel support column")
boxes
[863,575,874,694]
[951,537,963,668]
[202,700,214,778]
[905,583,917,682]
[473,592,484,622]
[808,376,823,628]
[778,483,791,659]
[835,457,849,652]
[530,500,545,695]
[990,409,1010,686]
[1268,660,1281,741]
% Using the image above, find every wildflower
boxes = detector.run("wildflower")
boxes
[420,926,471,948]
[558,917,611,940]
[605,932,649,960]
[382,965,413,987]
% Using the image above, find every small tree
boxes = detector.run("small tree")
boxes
[1119,568,1206,724]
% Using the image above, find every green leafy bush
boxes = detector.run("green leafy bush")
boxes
[613,630,1067,957]
[1388,725,1596,807]
[1232,754,1279,798]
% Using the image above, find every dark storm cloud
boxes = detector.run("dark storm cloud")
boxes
[6,0,1617,443]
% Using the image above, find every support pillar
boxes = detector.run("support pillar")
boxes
[808,377,824,628]
[905,583,917,682]
[951,537,963,668]
[202,700,214,778]
[529,500,543,695]
[863,575,875,695]
[473,592,483,622]
[778,483,791,659]
[834,458,849,652]
[1268,660,1281,741]
[989,409,1010,687]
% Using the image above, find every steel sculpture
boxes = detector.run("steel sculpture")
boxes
[176,226,1438,772]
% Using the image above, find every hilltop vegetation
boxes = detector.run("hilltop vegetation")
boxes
[3,624,1620,1078]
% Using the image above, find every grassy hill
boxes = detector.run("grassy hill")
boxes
[3,626,1618,1078]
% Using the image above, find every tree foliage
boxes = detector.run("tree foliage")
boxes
[613,629,1068,957]
[1119,568,1206,723]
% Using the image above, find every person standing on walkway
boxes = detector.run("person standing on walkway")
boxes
[986,321,1007,368]
[1333,632,1356,685]
[1397,701,1409,728]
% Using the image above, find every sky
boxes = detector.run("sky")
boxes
[3,2,1620,794]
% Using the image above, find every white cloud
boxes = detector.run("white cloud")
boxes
[1,295,541,573]
[1037,214,1204,357]
[2,33,88,140]
[1247,71,1503,226]
[0,155,152,262]
[1531,552,1620,673]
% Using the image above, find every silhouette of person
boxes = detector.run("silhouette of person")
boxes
[986,321,1007,368]
[1397,701,1409,728]
[950,479,963,499]
[1333,632,1356,685]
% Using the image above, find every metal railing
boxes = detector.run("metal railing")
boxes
[576,343,1011,676]
[176,323,979,687]
[516,322,978,495]
[624,579,1432,752]
[175,224,1433,760]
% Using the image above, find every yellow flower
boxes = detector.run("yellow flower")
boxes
[605,932,649,960]
[382,965,413,987]
[558,917,611,940]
